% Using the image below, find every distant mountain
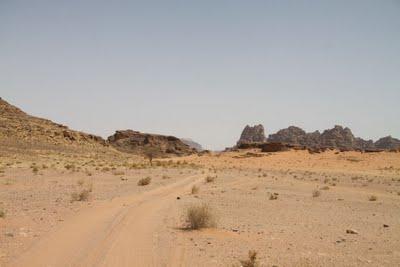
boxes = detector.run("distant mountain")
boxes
[181,138,203,151]
[268,125,376,150]
[107,130,196,156]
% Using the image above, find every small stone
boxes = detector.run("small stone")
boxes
[346,229,358,234]
[383,224,389,228]
[176,196,180,200]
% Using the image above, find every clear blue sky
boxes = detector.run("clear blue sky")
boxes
[1,0,399,150]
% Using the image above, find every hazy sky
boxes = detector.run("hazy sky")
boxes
[1,0,399,149]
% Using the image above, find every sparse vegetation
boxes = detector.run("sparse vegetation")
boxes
[0,209,5,218]
[137,177,151,186]
[239,250,259,267]
[320,186,330,190]
[186,203,215,230]
[368,195,377,201]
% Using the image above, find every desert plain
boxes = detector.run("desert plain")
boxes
[1,146,400,267]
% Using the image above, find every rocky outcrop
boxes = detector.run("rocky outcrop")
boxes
[181,138,203,151]
[375,136,400,150]
[268,126,322,147]
[237,124,266,145]
[108,130,195,157]
[267,125,377,151]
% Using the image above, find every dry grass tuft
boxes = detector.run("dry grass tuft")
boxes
[71,189,91,202]
[205,176,216,183]
[113,170,125,176]
[320,186,330,190]
[32,166,39,174]
[186,203,215,230]
[312,190,321,197]
[137,177,151,186]
[368,195,377,201]
[239,250,259,267]
[191,185,200,194]
[269,193,278,200]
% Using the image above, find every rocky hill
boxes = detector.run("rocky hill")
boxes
[108,130,196,157]
[268,125,396,151]
[237,124,266,145]
[0,97,107,150]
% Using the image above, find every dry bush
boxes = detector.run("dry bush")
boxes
[137,177,151,186]
[191,185,200,194]
[32,166,39,174]
[0,209,5,218]
[113,170,125,176]
[71,189,91,202]
[269,193,278,200]
[312,190,321,197]
[368,195,377,201]
[205,176,216,183]
[65,164,75,171]
[186,204,215,230]
[239,250,259,267]
[320,186,330,190]
[101,167,110,172]
[162,175,171,179]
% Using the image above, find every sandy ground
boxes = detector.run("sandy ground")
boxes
[1,149,400,266]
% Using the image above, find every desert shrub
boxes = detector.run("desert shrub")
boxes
[186,204,215,230]
[239,250,259,267]
[32,166,39,174]
[65,164,75,171]
[191,185,200,194]
[162,175,171,179]
[77,179,85,186]
[269,193,278,200]
[113,170,125,176]
[312,190,321,197]
[71,189,91,202]
[0,209,5,218]
[368,195,377,201]
[137,177,151,186]
[320,186,330,190]
[205,176,216,183]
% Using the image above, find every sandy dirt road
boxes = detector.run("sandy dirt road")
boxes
[11,175,201,267]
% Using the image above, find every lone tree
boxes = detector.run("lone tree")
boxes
[143,147,158,166]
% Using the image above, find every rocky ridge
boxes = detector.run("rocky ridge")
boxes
[107,130,196,156]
